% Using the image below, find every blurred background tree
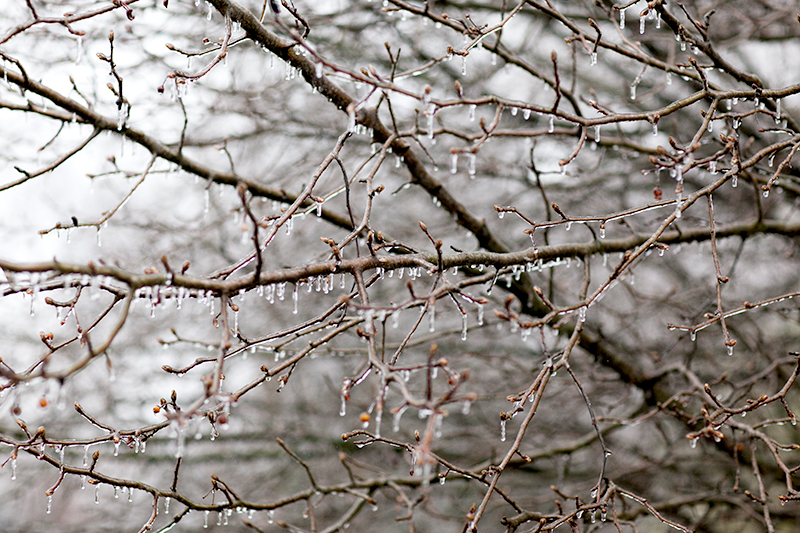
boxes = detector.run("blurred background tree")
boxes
[2,1,800,531]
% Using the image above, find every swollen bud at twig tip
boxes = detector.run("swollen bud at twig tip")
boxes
[551,50,557,62]
[419,221,428,232]
[109,30,114,41]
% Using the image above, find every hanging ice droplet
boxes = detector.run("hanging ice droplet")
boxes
[639,15,645,34]
[428,306,435,332]
[630,84,637,101]
[500,418,507,441]
[315,61,323,78]
[95,484,100,504]
[450,152,458,174]
[204,510,209,528]
[461,56,467,76]
[590,52,597,66]
[619,8,626,29]
[467,153,476,178]
[594,125,600,142]
[11,457,16,480]
[727,344,734,356]
[206,1,212,20]
[292,284,298,314]
[477,304,484,326]
[468,104,476,122]
[731,175,737,188]
[46,494,52,514]
[548,116,554,133]
[690,330,696,342]
[652,123,658,136]
[599,225,606,239]
[461,313,468,341]
[339,394,347,417]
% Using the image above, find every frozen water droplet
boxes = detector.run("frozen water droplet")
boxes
[461,313,468,340]
[450,153,458,174]
[652,123,658,136]
[619,8,625,29]
[500,418,507,441]
[590,52,597,66]
[594,125,600,142]
[639,15,645,34]
[548,116,554,133]
[727,344,734,356]
[461,56,467,76]
[630,84,636,100]
[46,494,52,513]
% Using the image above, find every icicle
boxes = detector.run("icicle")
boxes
[339,393,347,416]
[630,84,636,101]
[174,422,185,458]
[500,418,507,441]
[776,99,781,122]
[47,494,52,513]
[590,52,597,66]
[292,284,298,314]
[727,344,734,356]
[374,409,382,438]
[467,153,476,178]
[204,510,209,528]
[599,225,606,239]
[468,104,476,122]
[619,8,626,29]
[594,125,600,142]
[548,116,554,133]
[477,303,484,326]
[656,11,661,28]
[11,457,16,480]
[461,56,467,76]
[652,123,658,136]
[428,306,435,332]
[75,36,83,64]
[95,484,100,504]
[461,313,468,341]
[639,15,645,34]
[165,497,170,513]
[450,152,458,174]
[206,2,212,20]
